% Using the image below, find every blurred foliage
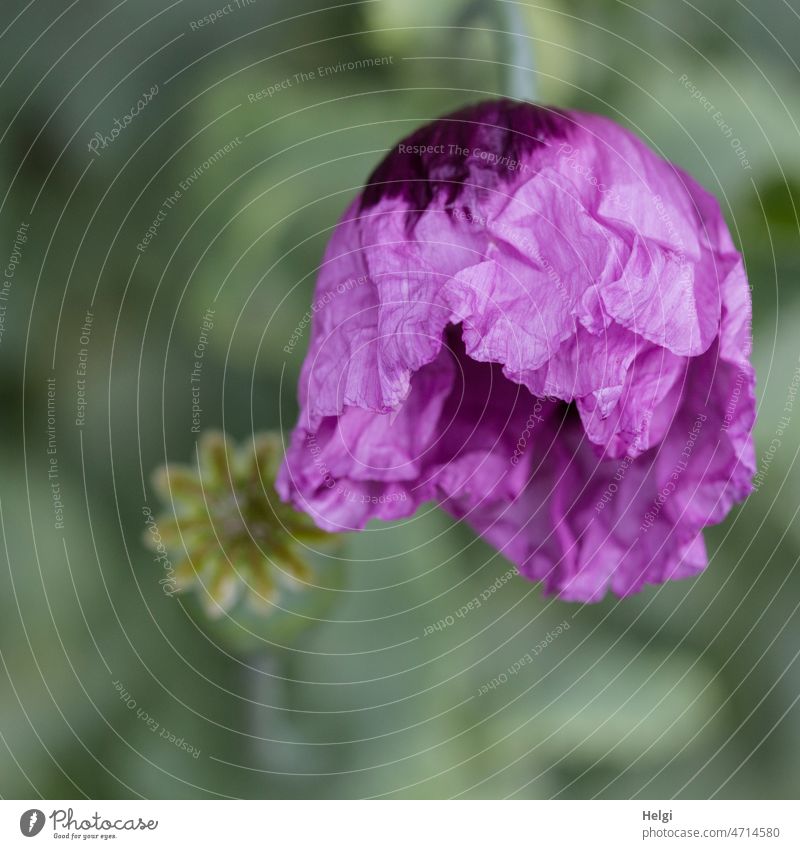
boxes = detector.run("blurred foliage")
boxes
[0,0,799,799]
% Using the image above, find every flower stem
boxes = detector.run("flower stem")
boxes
[495,1,538,102]
[244,646,291,774]
[460,0,538,102]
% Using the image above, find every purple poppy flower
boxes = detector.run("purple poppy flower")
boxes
[277,99,755,601]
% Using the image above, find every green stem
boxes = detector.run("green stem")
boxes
[496,1,537,102]
[459,0,538,102]
[244,646,292,777]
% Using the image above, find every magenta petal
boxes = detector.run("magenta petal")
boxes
[279,99,756,602]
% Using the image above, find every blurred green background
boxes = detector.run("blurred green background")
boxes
[1,0,799,799]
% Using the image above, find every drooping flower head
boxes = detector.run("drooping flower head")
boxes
[277,99,756,601]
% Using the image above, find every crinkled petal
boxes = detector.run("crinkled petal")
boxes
[279,99,756,602]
